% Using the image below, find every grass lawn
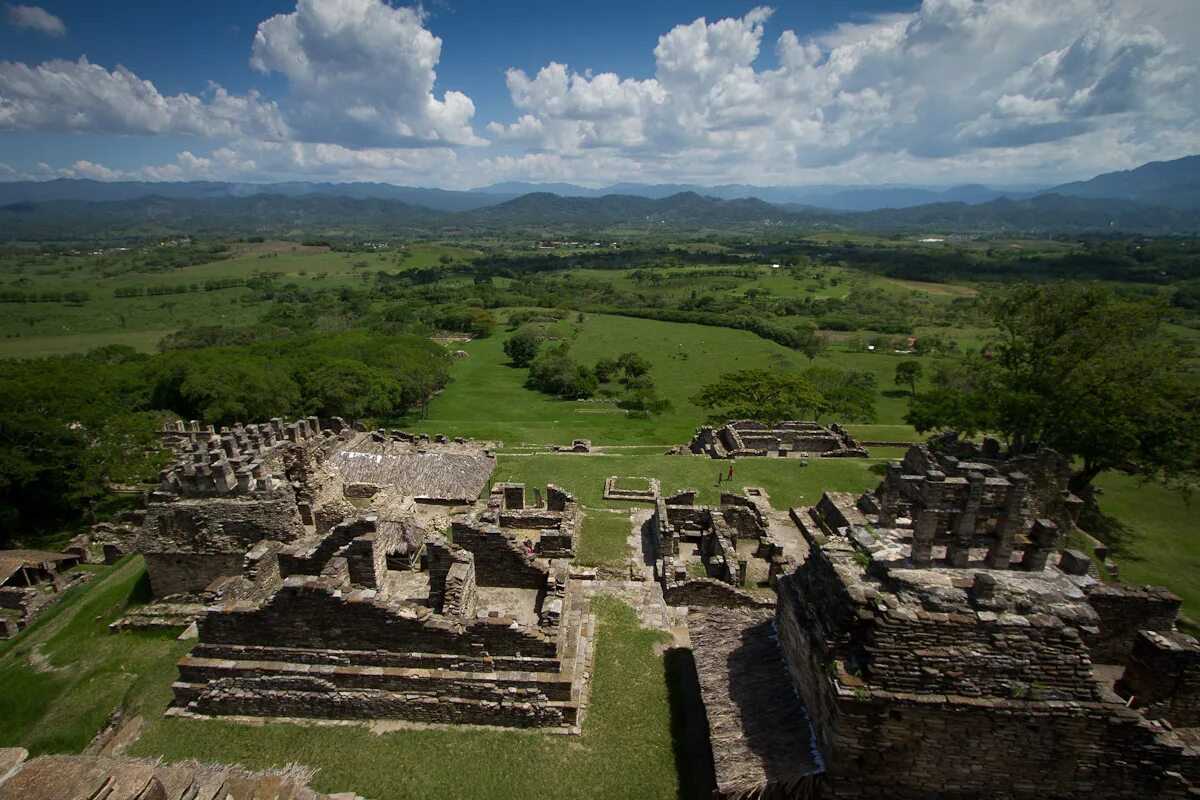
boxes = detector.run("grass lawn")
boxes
[491,453,884,512]
[406,313,931,446]
[0,557,190,755]
[576,509,635,572]
[1090,473,1199,618]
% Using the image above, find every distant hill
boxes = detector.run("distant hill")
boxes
[1045,155,1200,210]
[3,156,1200,242]
[0,179,510,212]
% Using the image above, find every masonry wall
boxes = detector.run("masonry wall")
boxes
[662,577,773,608]
[144,552,245,597]
[450,521,547,589]
[1121,631,1200,728]
[1085,583,1181,664]
[825,693,1200,800]
[866,611,1099,701]
[198,581,557,659]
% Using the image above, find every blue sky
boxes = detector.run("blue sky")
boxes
[1,0,1197,188]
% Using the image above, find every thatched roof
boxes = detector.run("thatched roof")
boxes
[326,445,494,502]
[0,550,77,585]
[689,607,823,799]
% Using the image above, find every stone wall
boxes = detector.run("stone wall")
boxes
[824,691,1200,799]
[865,608,1099,701]
[662,576,774,608]
[198,578,557,658]
[144,551,245,597]
[1085,582,1181,664]
[451,521,548,589]
[1120,630,1200,728]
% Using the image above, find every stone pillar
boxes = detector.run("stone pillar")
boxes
[986,472,1027,570]
[948,471,985,567]
[1022,518,1060,572]
[912,510,937,567]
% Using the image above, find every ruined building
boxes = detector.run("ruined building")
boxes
[138,419,593,730]
[684,420,867,459]
[650,490,782,608]
[699,437,1200,799]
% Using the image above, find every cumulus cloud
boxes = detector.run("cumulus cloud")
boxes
[6,4,65,36]
[0,0,477,152]
[0,57,289,138]
[485,0,1200,185]
[251,0,479,147]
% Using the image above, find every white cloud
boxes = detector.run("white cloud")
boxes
[251,0,479,147]
[0,57,289,138]
[5,4,65,36]
[484,0,1200,185]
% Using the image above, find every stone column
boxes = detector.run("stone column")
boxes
[948,471,986,567]
[1021,518,1060,572]
[986,472,1027,570]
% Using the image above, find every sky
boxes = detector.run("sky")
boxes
[0,0,1197,189]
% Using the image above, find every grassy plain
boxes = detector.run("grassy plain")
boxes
[406,312,946,446]
[0,242,479,358]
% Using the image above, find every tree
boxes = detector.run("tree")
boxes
[616,352,651,377]
[906,283,1200,493]
[503,328,543,367]
[526,344,597,399]
[895,360,923,396]
[691,369,824,425]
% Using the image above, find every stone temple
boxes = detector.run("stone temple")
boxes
[689,432,1200,799]
[94,417,1200,798]
[134,418,593,730]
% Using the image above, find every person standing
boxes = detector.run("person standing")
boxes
[727,463,735,482]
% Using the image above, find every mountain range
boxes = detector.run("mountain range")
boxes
[0,154,1197,240]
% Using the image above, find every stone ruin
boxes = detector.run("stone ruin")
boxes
[0,747,366,800]
[649,490,780,609]
[126,419,596,730]
[453,482,582,560]
[684,420,867,459]
[685,437,1200,799]
[603,475,661,503]
[0,548,92,639]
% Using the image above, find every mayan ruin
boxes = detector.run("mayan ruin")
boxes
[4,23,1200,796]
[684,420,868,459]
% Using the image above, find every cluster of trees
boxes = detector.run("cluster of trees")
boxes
[691,366,878,425]
[504,326,672,414]
[0,289,91,304]
[907,283,1200,493]
[0,332,451,547]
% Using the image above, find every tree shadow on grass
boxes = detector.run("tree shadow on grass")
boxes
[881,389,911,399]
[1078,500,1142,562]
[663,647,717,800]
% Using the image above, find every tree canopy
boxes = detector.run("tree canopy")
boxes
[690,369,826,424]
[906,282,1200,492]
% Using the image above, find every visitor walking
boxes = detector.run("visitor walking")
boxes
[728,463,735,482]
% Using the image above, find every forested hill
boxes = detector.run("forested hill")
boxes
[1046,155,1200,210]
[2,187,1199,242]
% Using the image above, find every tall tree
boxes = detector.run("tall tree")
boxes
[906,283,1200,492]
[894,360,923,396]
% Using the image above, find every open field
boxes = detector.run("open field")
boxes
[407,312,946,446]
[0,242,482,356]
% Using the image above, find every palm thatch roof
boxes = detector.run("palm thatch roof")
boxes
[326,444,494,502]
